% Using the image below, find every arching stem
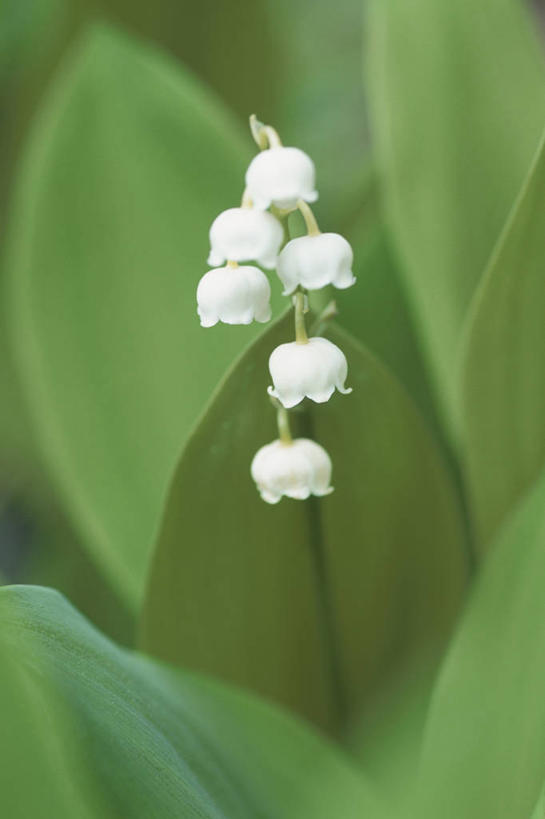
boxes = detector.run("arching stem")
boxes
[249,114,283,150]
[297,199,320,236]
[294,289,309,344]
[277,405,292,445]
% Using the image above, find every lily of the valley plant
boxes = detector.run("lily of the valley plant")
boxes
[197,115,356,503]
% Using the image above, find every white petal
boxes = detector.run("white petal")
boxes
[305,386,336,404]
[260,488,282,504]
[277,233,355,294]
[208,208,283,268]
[268,337,350,407]
[296,439,334,495]
[197,311,219,328]
[207,248,225,267]
[250,438,333,503]
[267,384,305,409]
[196,265,271,327]
[245,147,317,211]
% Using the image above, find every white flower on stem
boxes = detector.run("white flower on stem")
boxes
[197,264,271,327]
[267,337,351,408]
[207,207,283,269]
[251,438,333,504]
[277,233,356,295]
[245,147,318,210]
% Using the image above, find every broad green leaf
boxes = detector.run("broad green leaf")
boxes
[417,466,545,819]
[337,191,440,438]
[366,0,545,429]
[0,0,73,223]
[6,25,283,611]
[268,0,370,222]
[0,638,106,819]
[0,0,75,469]
[0,584,381,819]
[93,0,371,224]
[530,786,545,819]
[85,0,279,123]
[460,129,545,548]
[140,313,468,735]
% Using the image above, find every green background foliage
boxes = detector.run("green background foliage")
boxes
[2,0,545,815]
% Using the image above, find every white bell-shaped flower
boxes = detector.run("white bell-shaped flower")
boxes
[208,207,284,269]
[277,233,356,295]
[197,264,271,327]
[268,337,351,408]
[251,438,333,504]
[245,147,318,210]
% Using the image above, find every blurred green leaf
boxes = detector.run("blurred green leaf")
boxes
[140,313,468,735]
[268,0,369,223]
[531,785,545,819]
[366,0,545,430]
[24,501,134,643]
[6,25,284,611]
[88,0,371,225]
[0,0,72,218]
[0,584,380,819]
[461,129,545,549]
[0,0,75,467]
[337,187,440,437]
[416,466,545,819]
[87,0,279,123]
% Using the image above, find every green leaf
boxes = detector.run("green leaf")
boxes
[0,0,73,472]
[531,786,545,819]
[85,0,279,124]
[6,25,283,611]
[268,0,370,223]
[140,313,468,734]
[0,0,73,225]
[366,0,545,429]
[460,129,545,548]
[0,640,104,818]
[0,584,380,819]
[416,466,545,819]
[24,502,134,644]
[337,188,441,438]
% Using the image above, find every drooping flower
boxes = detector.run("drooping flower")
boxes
[207,207,284,269]
[245,147,318,210]
[267,337,351,408]
[251,438,333,504]
[197,264,271,327]
[277,233,356,294]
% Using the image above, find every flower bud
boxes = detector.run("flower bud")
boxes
[197,265,271,327]
[267,337,351,408]
[245,147,318,210]
[277,233,356,295]
[251,438,333,504]
[208,207,284,269]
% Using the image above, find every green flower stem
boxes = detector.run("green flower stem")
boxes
[249,114,282,150]
[276,405,292,445]
[299,409,347,730]
[297,199,320,236]
[294,289,309,344]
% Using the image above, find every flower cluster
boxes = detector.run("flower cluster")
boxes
[196,116,356,503]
